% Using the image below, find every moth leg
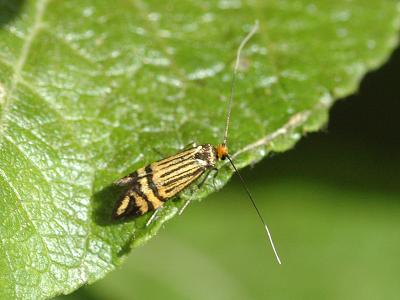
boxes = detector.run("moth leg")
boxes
[178,184,197,215]
[182,141,198,150]
[178,198,192,215]
[152,147,165,157]
[197,167,218,189]
[211,167,219,189]
[146,207,161,227]
[179,167,218,216]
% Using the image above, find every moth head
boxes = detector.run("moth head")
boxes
[216,143,229,160]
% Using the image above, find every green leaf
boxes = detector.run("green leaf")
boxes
[0,0,399,298]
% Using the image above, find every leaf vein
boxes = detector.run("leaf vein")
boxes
[41,27,97,64]
[0,0,50,144]
[3,135,51,184]
[0,169,52,282]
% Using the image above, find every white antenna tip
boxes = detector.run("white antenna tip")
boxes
[264,225,282,265]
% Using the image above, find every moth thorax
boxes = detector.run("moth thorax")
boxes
[195,144,218,167]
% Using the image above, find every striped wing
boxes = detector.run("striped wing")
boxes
[151,147,207,199]
[112,146,208,219]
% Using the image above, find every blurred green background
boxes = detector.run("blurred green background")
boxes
[59,47,400,300]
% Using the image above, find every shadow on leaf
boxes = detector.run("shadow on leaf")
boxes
[92,184,124,226]
[0,0,26,28]
[117,235,136,257]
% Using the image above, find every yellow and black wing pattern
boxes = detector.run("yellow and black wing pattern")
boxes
[112,144,218,219]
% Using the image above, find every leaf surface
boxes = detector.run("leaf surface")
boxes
[0,0,399,298]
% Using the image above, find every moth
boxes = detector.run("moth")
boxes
[113,144,220,218]
[112,21,281,264]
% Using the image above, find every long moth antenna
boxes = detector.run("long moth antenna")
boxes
[218,21,281,264]
[223,20,259,147]
[226,155,282,264]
